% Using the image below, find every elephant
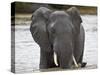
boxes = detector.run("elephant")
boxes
[30,7,86,69]
[47,7,86,68]
[30,7,57,69]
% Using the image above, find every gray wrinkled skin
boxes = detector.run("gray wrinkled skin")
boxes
[30,7,85,69]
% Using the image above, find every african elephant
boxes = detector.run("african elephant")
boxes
[47,7,86,68]
[30,7,86,69]
[30,7,56,69]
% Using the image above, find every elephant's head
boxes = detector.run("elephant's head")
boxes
[47,7,82,68]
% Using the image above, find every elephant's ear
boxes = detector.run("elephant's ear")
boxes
[67,7,82,34]
[31,7,52,20]
[42,7,52,19]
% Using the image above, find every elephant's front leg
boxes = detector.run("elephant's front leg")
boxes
[40,47,56,69]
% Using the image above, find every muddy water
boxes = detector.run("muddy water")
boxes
[14,15,97,73]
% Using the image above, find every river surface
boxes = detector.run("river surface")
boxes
[14,15,98,73]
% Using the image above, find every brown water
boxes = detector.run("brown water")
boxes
[13,15,98,73]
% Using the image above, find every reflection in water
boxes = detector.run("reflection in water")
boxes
[14,15,97,73]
